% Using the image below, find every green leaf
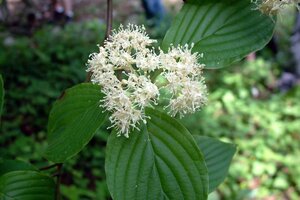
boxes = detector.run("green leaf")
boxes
[105,108,208,200]
[193,135,236,193]
[0,160,36,176]
[0,171,55,200]
[162,0,275,68]
[0,74,4,116]
[44,83,108,163]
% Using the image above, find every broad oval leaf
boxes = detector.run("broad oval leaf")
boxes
[193,135,236,193]
[162,0,275,68]
[105,108,208,200]
[0,160,36,176]
[44,83,108,163]
[0,74,4,117]
[0,170,55,200]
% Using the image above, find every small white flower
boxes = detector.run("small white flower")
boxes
[135,48,160,72]
[252,0,300,15]
[160,44,207,117]
[167,80,208,117]
[126,73,160,107]
[160,44,204,76]
[87,24,208,137]
[109,107,144,138]
[87,24,161,137]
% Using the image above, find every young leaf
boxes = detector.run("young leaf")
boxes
[105,108,208,200]
[193,135,236,193]
[162,0,275,68]
[0,171,55,200]
[44,83,108,163]
[0,74,4,116]
[0,160,36,176]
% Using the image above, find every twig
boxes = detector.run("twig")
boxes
[51,172,60,177]
[39,163,58,171]
[55,163,63,200]
[86,0,113,82]
[105,0,113,40]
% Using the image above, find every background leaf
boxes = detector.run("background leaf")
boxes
[0,74,4,117]
[0,170,55,199]
[0,160,36,176]
[44,83,108,163]
[105,108,208,200]
[193,135,236,193]
[162,0,275,68]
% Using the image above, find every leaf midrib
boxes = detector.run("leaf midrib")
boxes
[146,128,170,200]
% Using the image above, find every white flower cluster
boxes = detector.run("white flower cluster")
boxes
[87,24,207,137]
[252,0,300,15]
[160,45,207,117]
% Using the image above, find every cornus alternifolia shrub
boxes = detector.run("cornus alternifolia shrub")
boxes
[87,24,208,137]
[2,0,290,199]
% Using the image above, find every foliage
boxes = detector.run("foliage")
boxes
[181,58,300,199]
[162,0,275,68]
[0,20,105,134]
[1,0,298,199]
[106,108,209,200]
[194,136,236,193]
[0,20,109,199]
[45,83,108,163]
[0,170,55,199]
[0,74,3,117]
[0,159,36,176]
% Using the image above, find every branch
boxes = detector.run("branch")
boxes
[86,0,113,82]
[55,163,63,200]
[105,0,113,40]
[39,163,58,171]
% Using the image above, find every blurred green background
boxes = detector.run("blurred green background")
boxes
[0,1,300,199]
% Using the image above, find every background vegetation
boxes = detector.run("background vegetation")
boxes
[1,1,299,199]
